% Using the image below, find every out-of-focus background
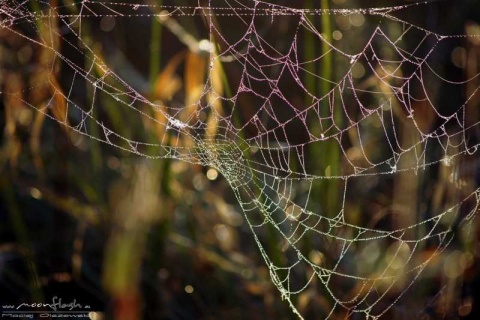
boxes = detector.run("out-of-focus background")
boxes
[1,0,480,319]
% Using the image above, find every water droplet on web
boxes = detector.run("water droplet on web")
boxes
[442,156,452,167]
[133,4,140,10]
[169,118,187,129]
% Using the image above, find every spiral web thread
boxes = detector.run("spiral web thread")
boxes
[2,1,480,318]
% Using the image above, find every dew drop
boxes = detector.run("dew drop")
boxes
[442,156,452,167]
[297,250,303,261]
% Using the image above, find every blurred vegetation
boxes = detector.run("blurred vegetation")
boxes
[1,0,480,319]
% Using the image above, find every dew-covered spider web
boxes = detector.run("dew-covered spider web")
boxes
[2,0,480,318]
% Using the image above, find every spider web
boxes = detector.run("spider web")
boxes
[1,0,480,318]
